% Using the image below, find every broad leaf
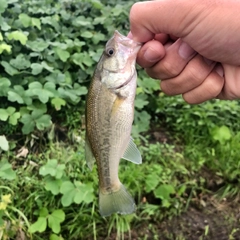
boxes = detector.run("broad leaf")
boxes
[1,61,19,76]
[31,63,43,75]
[51,98,66,111]
[0,109,9,121]
[7,31,28,45]
[0,43,12,54]
[54,48,70,62]
[10,54,31,70]
[45,178,62,195]
[0,0,7,13]
[29,217,47,233]
[19,13,31,27]
[0,136,9,151]
[39,159,65,179]
[48,209,65,234]
[0,160,16,180]
[31,17,41,30]
[154,184,175,200]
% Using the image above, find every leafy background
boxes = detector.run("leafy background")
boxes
[1,0,240,239]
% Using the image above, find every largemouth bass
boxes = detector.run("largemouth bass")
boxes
[85,30,142,217]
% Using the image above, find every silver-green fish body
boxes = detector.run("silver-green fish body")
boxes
[85,30,142,217]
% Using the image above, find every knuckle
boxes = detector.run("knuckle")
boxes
[159,60,181,77]
[160,80,175,95]
[129,3,141,23]
[185,66,205,85]
[205,75,223,97]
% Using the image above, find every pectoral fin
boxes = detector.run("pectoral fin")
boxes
[85,134,96,170]
[122,137,142,164]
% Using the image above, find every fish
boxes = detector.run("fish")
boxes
[85,30,142,217]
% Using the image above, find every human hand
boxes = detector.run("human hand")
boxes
[129,0,240,103]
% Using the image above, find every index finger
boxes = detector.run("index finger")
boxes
[129,0,197,42]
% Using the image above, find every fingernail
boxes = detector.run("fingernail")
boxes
[215,65,224,77]
[203,57,214,65]
[178,41,196,59]
[144,48,162,62]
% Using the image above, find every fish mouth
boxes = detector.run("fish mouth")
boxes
[114,30,142,49]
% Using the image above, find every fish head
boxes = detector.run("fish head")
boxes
[98,31,142,90]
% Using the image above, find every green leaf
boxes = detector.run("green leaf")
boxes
[41,61,54,72]
[29,217,47,233]
[72,16,92,27]
[145,172,161,193]
[0,77,11,96]
[0,136,9,151]
[81,31,93,38]
[19,13,31,27]
[0,0,7,13]
[91,0,103,9]
[211,125,232,144]
[6,106,15,115]
[54,48,70,62]
[39,207,49,217]
[60,181,94,206]
[0,109,9,121]
[27,40,49,52]
[0,21,11,31]
[20,113,35,134]
[92,32,105,44]
[0,160,16,180]
[48,209,65,234]
[45,178,62,195]
[31,17,41,30]
[31,63,43,75]
[8,85,32,105]
[0,43,12,54]
[7,31,28,45]
[134,97,149,109]
[72,52,93,68]
[10,54,31,70]
[60,181,75,206]
[26,82,56,104]
[9,112,21,125]
[1,61,19,76]
[40,159,65,179]
[73,182,94,204]
[50,234,64,240]
[35,114,52,130]
[154,184,175,200]
[51,98,66,111]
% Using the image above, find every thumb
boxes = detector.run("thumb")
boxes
[129,0,206,43]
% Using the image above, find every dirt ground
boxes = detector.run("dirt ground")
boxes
[153,197,240,240]
[103,195,240,240]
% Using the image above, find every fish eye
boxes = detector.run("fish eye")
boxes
[106,48,115,57]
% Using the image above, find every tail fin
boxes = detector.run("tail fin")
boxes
[99,184,135,217]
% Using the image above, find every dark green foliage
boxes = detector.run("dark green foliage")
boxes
[0,0,134,135]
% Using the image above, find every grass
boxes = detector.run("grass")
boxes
[1,97,240,239]
[0,131,202,239]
